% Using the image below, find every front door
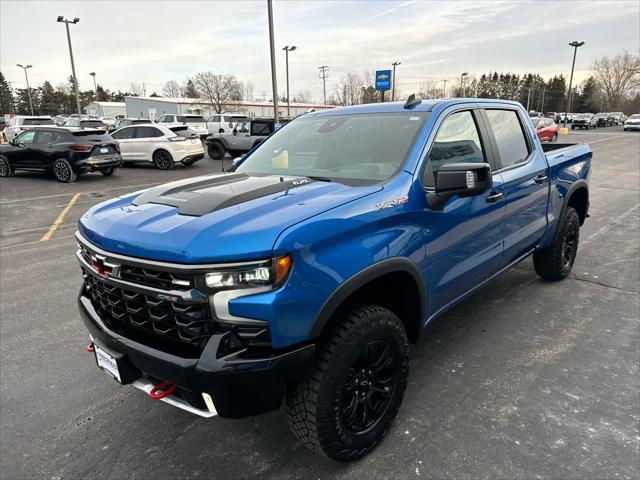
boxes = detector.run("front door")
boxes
[418,109,506,313]
[9,130,37,167]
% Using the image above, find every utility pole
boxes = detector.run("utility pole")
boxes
[16,64,34,115]
[564,40,585,129]
[89,72,97,101]
[282,45,297,118]
[539,85,546,113]
[391,61,401,101]
[57,16,82,115]
[318,65,329,108]
[442,79,447,98]
[460,72,468,97]
[266,0,279,124]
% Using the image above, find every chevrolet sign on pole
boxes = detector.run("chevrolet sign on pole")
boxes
[375,69,392,102]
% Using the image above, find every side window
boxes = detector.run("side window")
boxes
[111,128,134,140]
[236,121,250,133]
[213,115,221,123]
[157,115,166,123]
[485,110,530,169]
[176,115,185,122]
[16,130,36,144]
[251,122,272,136]
[426,111,485,175]
[134,126,164,138]
[35,130,55,144]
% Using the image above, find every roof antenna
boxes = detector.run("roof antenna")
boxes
[403,93,421,110]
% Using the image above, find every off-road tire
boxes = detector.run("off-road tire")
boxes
[153,149,174,170]
[100,167,116,176]
[533,206,580,281]
[208,142,225,160]
[0,155,14,177]
[53,158,77,183]
[286,304,409,462]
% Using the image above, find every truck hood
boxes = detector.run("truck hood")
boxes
[78,173,381,263]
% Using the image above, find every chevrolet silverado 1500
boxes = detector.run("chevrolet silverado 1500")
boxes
[76,98,591,461]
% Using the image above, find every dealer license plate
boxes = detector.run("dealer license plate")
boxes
[94,344,121,383]
[100,147,109,154]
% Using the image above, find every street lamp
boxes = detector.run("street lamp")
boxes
[16,64,34,115]
[460,72,468,97]
[89,72,97,101]
[563,41,585,129]
[57,16,82,115]
[282,46,297,118]
[391,61,401,101]
[266,0,279,124]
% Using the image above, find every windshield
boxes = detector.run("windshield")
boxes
[576,114,591,119]
[236,113,427,183]
[595,113,608,117]
[629,114,640,120]
[23,118,54,126]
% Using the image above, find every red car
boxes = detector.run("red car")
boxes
[532,117,559,142]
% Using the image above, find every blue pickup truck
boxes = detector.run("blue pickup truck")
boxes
[76,98,591,461]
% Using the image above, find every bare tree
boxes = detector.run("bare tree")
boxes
[334,73,364,106]
[293,89,312,103]
[192,72,238,113]
[593,52,640,110]
[162,80,181,98]
[417,80,442,99]
[129,83,143,96]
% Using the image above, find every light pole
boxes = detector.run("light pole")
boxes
[460,72,468,97]
[89,72,97,101]
[16,64,34,115]
[442,79,448,98]
[57,16,82,115]
[563,40,585,129]
[266,0,279,124]
[318,66,329,107]
[391,61,401,101]
[282,46,296,118]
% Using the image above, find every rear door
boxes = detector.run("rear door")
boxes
[481,106,550,267]
[133,126,166,160]
[32,129,58,168]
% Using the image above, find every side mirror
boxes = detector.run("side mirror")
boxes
[426,162,492,211]
[17,142,26,148]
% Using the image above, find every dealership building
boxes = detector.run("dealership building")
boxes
[124,96,335,121]
[84,101,126,117]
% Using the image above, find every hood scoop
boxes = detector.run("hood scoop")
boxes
[132,173,314,217]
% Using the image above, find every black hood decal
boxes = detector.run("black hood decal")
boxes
[132,173,315,216]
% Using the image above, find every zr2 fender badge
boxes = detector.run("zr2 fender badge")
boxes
[375,195,409,211]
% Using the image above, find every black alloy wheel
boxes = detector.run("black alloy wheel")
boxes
[0,155,12,177]
[53,159,77,183]
[340,340,398,435]
[153,150,174,170]
[561,220,578,268]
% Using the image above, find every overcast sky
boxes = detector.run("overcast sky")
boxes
[1,0,638,103]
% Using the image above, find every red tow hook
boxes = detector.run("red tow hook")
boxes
[149,381,177,400]
[87,343,95,353]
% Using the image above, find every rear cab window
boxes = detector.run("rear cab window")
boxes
[484,109,530,169]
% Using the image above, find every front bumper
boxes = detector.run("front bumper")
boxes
[624,123,640,130]
[78,287,315,418]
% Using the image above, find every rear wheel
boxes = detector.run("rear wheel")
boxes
[0,155,14,177]
[53,158,77,183]
[533,206,580,281]
[208,142,225,160]
[100,167,116,176]
[286,304,409,461]
[153,150,174,170]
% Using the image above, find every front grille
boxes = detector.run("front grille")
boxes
[83,269,214,351]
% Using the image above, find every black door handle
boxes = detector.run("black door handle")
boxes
[486,192,504,204]
[534,174,548,184]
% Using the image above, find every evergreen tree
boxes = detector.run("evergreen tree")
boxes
[0,71,14,114]
[39,81,59,115]
[182,79,198,98]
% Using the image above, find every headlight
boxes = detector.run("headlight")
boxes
[204,255,291,289]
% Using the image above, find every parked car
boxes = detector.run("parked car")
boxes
[608,112,626,125]
[75,98,591,461]
[53,114,69,126]
[545,112,561,122]
[109,124,204,169]
[156,114,209,138]
[623,113,640,131]
[205,118,280,160]
[3,115,55,142]
[108,117,152,133]
[100,116,116,126]
[571,113,597,130]
[206,114,249,134]
[594,113,613,127]
[66,118,109,131]
[532,116,559,142]
[0,127,121,182]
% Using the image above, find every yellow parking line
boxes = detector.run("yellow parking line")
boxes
[40,192,82,241]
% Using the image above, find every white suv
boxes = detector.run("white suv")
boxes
[156,114,208,138]
[206,114,249,134]
[110,124,204,169]
[3,116,55,142]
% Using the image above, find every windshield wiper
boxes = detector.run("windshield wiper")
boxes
[307,176,333,182]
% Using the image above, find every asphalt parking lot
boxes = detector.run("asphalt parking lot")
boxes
[1,127,639,479]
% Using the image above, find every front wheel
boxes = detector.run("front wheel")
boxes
[207,142,225,160]
[53,158,77,183]
[533,206,580,281]
[153,150,174,170]
[286,304,409,461]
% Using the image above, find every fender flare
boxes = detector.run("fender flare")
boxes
[308,257,426,339]
[559,179,589,226]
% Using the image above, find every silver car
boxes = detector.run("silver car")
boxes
[3,116,55,142]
